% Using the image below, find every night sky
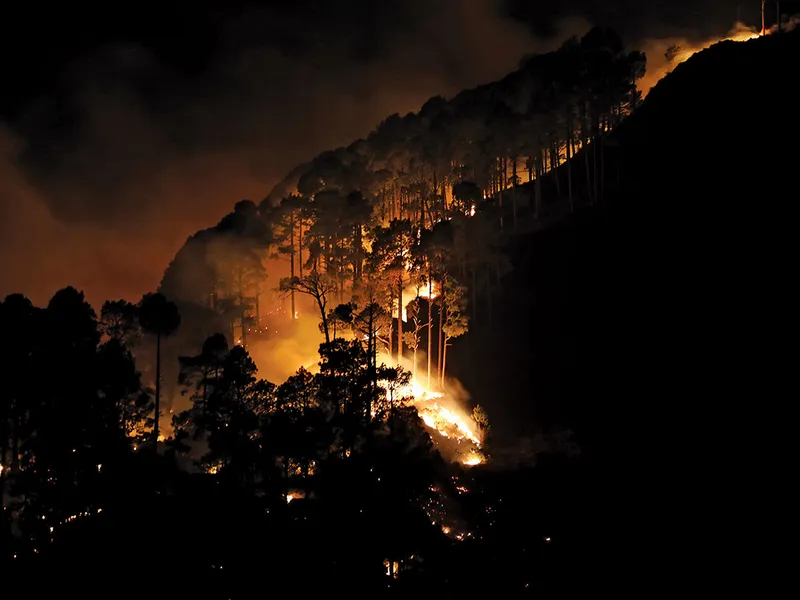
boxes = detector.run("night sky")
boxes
[0,1,769,305]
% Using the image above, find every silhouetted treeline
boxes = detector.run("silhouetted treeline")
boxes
[0,287,497,595]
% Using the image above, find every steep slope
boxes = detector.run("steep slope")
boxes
[441,31,800,589]
[449,29,798,566]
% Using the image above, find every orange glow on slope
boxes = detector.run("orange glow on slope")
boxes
[639,21,773,97]
[382,356,486,466]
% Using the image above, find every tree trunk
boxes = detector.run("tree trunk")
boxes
[316,296,330,345]
[0,415,7,510]
[600,122,605,203]
[497,158,504,231]
[438,299,445,389]
[290,212,296,320]
[551,142,561,197]
[511,157,518,230]
[298,216,304,278]
[432,166,438,222]
[567,116,574,212]
[471,267,478,325]
[239,269,247,348]
[584,110,593,206]
[486,271,493,327]
[427,272,433,388]
[535,151,543,218]
[397,274,403,361]
[154,332,161,449]
[442,338,448,386]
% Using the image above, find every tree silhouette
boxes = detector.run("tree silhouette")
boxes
[138,293,181,448]
[280,271,338,344]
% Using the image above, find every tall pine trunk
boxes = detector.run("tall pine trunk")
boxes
[427,271,433,388]
[290,211,296,319]
[471,268,478,324]
[397,274,403,361]
[512,157,518,230]
[239,269,247,348]
[0,415,7,510]
[567,116,574,212]
[298,217,303,278]
[154,332,161,449]
[437,299,444,389]
[551,143,561,197]
[442,336,448,386]
[497,157,504,231]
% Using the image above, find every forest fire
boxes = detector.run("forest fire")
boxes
[392,371,485,465]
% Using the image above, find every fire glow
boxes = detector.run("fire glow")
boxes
[384,366,486,466]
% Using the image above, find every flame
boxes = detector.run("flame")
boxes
[461,453,483,466]
[417,281,437,299]
[382,357,486,466]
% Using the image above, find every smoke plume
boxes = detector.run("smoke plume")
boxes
[0,1,588,307]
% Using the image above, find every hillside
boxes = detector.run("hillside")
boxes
[155,27,798,457]
[446,28,799,577]
[457,29,800,438]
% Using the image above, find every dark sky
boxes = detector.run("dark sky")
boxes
[0,0,766,306]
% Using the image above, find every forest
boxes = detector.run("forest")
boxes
[3,21,796,597]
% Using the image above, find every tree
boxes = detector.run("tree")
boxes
[415,222,453,388]
[280,271,338,344]
[472,405,490,442]
[328,302,354,341]
[138,293,181,448]
[273,194,308,321]
[178,333,229,420]
[369,219,416,361]
[440,276,469,386]
[403,298,426,377]
[99,300,140,346]
[96,338,152,442]
[0,294,42,512]
[348,291,392,372]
